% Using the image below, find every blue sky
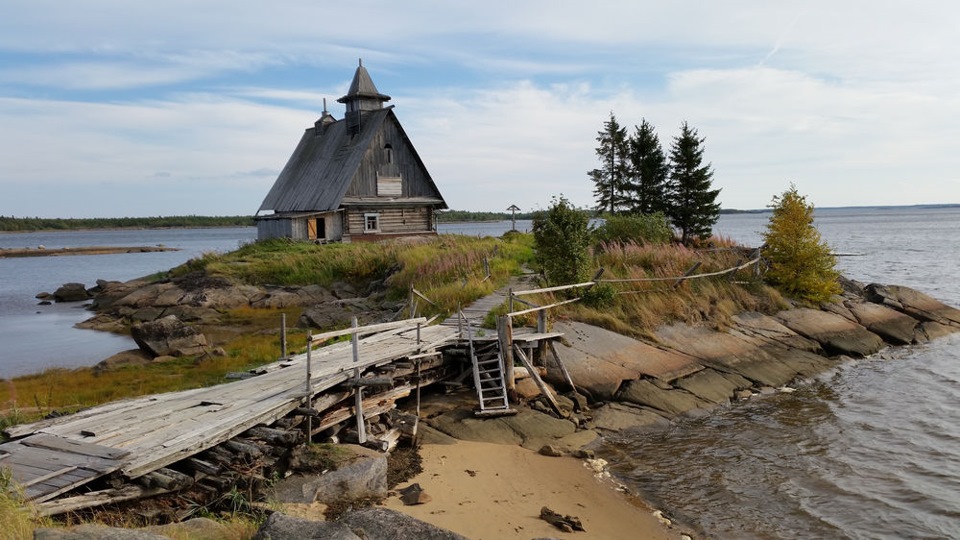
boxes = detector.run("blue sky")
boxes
[2,1,958,218]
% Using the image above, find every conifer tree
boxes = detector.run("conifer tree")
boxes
[666,121,721,244]
[762,185,841,303]
[588,113,629,215]
[624,119,669,215]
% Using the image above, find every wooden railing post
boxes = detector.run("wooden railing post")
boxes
[498,314,515,399]
[280,313,287,359]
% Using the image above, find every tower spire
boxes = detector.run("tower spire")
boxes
[338,60,390,134]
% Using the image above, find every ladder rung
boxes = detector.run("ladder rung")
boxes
[478,368,501,376]
[477,358,500,365]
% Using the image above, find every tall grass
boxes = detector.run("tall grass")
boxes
[533,239,787,339]
[0,467,49,538]
[169,234,534,319]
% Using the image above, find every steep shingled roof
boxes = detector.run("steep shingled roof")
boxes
[257,107,446,214]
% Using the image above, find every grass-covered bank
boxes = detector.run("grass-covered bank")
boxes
[0,231,784,427]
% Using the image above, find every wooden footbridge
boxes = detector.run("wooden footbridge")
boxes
[0,282,568,516]
[1,319,462,514]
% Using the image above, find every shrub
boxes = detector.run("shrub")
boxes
[581,283,616,308]
[761,185,841,304]
[592,212,672,247]
[533,196,591,286]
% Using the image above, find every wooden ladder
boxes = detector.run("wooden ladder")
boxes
[467,322,515,417]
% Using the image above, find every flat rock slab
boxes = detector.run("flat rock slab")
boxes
[730,312,823,353]
[845,300,919,345]
[865,284,960,327]
[618,378,713,416]
[426,407,576,448]
[587,402,671,433]
[654,323,802,387]
[674,368,753,404]
[551,321,703,399]
[775,308,885,357]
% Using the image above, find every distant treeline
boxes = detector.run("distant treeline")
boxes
[438,209,536,222]
[0,215,255,232]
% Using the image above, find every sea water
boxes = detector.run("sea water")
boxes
[612,206,960,539]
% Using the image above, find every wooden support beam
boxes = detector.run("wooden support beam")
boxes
[38,486,171,517]
[498,315,515,396]
[513,346,565,418]
[548,340,577,394]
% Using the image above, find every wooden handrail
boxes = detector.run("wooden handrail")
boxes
[308,317,428,344]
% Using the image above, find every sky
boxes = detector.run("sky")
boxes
[1,1,958,218]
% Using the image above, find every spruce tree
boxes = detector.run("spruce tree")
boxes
[625,119,669,215]
[666,121,721,244]
[588,113,629,215]
[762,185,841,304]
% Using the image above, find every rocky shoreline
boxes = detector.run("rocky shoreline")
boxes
[30,270,960,539]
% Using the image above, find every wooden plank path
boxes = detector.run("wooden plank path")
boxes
[442,274,537,329]
[1,321,459,504]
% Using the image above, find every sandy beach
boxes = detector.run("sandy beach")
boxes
[382,439,679,540]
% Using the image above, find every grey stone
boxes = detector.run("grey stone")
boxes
[339,507,469,540]
[538,444,564,457]
[131,315,208,357]
[253,512,361,540]
[34,524,168,540]
[53,282,91,302]
[94,349,153,372]
[269,445,387,504]
[145,517,229,539]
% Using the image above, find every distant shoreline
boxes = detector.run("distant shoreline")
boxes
[0,245,180,258]
[1,204,957,233]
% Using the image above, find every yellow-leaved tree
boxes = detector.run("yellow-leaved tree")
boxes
[762,185,841,304]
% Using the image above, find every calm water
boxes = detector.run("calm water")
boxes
[616,206,960,539]
[0,228,257,375]
[1,209,958,539]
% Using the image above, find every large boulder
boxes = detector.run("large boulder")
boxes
[268,444,387,505]
[53,282,91,302]
[131,315,208,357]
